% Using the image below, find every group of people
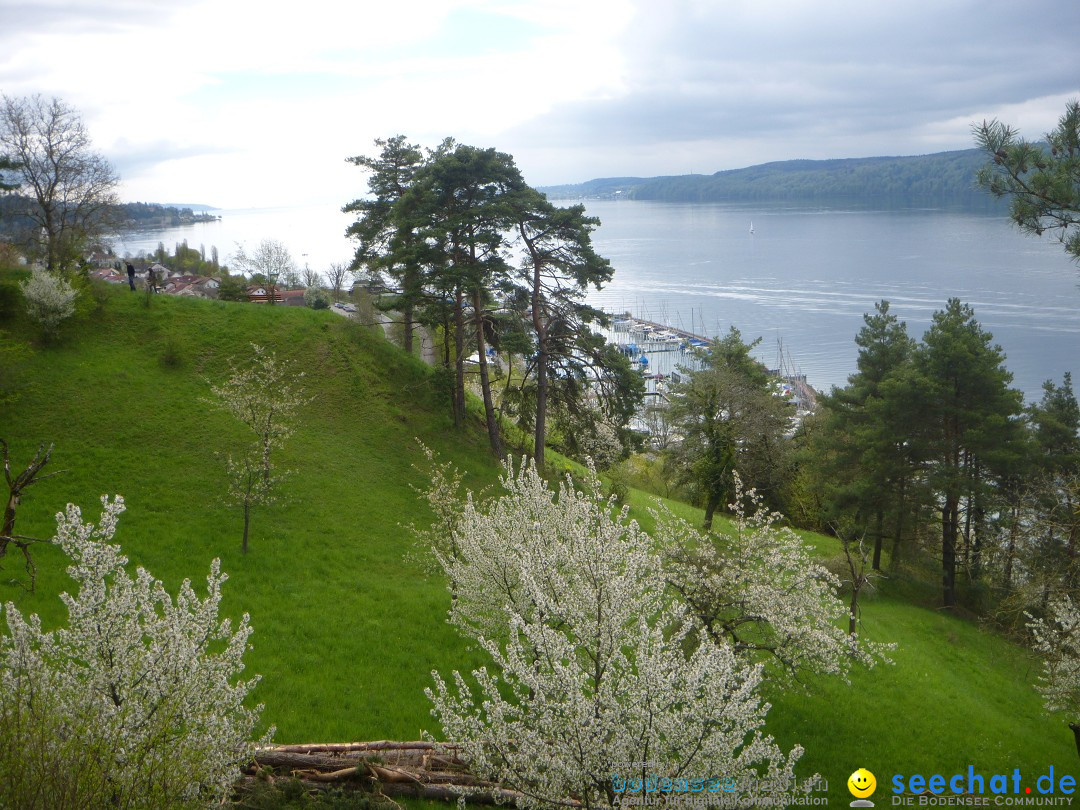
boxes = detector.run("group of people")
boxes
[126,262,158,293]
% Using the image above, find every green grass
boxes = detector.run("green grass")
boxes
[1,275,1077,806]
[2,283,498,743]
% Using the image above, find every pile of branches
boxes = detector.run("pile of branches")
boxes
[239,740,526,806]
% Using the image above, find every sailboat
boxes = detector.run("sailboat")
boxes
[749,221,755,235]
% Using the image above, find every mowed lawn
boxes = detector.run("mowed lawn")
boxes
[1,276,1077,807]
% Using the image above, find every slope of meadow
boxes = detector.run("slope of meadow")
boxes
[0,274,1074,805]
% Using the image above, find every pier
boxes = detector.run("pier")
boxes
[603,310,818,415]
[612,313,712,348]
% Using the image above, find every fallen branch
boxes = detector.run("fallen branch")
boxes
[242,740,530,806]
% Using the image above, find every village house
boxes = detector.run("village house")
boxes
[163,274,220,299]
[90,268,125,284]
[246,286,305,306]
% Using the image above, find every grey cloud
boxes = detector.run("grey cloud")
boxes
[2,0,185,35]
[512,0,1080,171]
[105,139,240,178]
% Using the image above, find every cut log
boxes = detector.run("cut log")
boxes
[243,739,533,807]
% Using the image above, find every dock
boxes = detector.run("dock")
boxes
[606,310,818,414]
[611,314,712,349]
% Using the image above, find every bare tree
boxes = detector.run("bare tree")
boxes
[1,439,64,590]
[301,265,322,289]
[0,95,119,272]
[230,239,295,305]
[325,262,349,302]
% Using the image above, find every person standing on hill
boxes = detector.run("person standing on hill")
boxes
[126,262,136,291]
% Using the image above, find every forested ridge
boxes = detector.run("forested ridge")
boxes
[541,148,1010,205]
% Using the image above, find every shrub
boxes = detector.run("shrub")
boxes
[18,267,78,338]
[160,332,185,368]
[0,281,19,319]
[303,285,330,309]
[0,496,271,807]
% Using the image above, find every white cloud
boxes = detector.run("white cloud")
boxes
[2,0,1077,206]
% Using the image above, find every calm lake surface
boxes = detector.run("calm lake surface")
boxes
[113,200,1079,402]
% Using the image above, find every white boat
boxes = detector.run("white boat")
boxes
[749,221,755,235]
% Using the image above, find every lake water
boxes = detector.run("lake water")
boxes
[112,200,1080,402]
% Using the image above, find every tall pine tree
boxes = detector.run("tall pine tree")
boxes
[915,299,1024,607]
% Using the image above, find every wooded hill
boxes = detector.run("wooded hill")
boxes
[0,196,218,238]
[540,148,1010,206]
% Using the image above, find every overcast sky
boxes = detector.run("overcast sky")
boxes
[2,0,1077,209]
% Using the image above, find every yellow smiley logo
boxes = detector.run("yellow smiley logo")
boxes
[848,768,877,798]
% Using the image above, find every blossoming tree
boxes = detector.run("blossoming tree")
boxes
[19,267,78,339]
[424,459,803,810]
[0,496,270,807]
[662,474,894,684]
[209,344,307,553]
[1028,596,1080,758]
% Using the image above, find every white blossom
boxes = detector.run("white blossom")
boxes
[208,343,307,451]
[208,343,308,552]
[576,419,623,471]
[424,460,803,810]
[19,267,78,336]
[1029,596,1080,720]
[0,496,270,807]
[662,473,894,684]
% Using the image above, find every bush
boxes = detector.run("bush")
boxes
[0,241,23,268]
[0,496,271,807]
[303,285,330,309]
[18,268,78,339]
[160,331,186,368]
[0,281,19,319]
[605,461,631,506]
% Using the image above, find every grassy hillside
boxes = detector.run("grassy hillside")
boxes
[1,274,1076,806]
[1,279,501,744]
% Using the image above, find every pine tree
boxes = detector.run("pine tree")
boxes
[975,100,1080,264]
[915,299,1024,607]
[668,328,791,529]
[345,136,427,354]
[819,301,919,569]
[509,188,613,467]
[401,144,523,456]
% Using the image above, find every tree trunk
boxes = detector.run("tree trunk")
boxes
[453,287,465,429]
[942,494,959,608]
[441,311,456,425]
[242,499,251,555]
[872,508,884,571]
[891,475,907,572]
[401,266,416,356]
[971,484,986,582]
[526,234,548,470]
[472,288,503,460]
[703,493,719,531]
[402,304,414,355]
[849,586,860,636]
[534,346,549,469]
[1002,503,1019,595]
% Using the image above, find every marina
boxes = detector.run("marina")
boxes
[599,311,819,418]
